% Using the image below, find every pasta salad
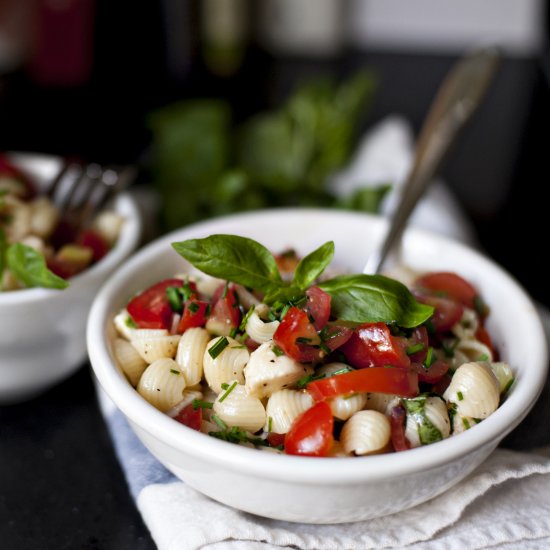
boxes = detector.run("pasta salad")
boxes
[0,154,124,291]
[112,234,514,457]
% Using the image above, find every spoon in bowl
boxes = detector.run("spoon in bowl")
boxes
[363,46,501,275]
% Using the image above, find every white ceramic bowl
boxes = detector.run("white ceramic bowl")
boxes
[87,208,547,523]
[0,153,142,404]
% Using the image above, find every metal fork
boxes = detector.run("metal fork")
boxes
[46,161,137,229]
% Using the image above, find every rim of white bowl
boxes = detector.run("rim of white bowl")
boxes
[87,208,548,485]
[0,192,142,305]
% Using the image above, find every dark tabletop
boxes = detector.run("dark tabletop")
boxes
[1,17,550,549]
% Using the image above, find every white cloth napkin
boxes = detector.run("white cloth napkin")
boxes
[97,116,550,550]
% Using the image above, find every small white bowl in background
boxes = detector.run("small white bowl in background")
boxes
[0,153,142,405]
[87,208,547,523]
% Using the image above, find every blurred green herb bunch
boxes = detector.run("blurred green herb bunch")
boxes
[147,70,390,231]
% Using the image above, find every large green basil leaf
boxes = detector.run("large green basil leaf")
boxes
[318,273,433,328]
[292,240,334,290]
[6,243,69,289]
[172,234,284,293]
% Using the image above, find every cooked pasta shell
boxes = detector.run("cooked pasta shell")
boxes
[203,336,249,393]
[244,341,313,399]
[443,361,500,419]
[175,327,210,386]
[234,285,261,310]
[131,329,181,363]
[91,210,125,244]
[264,389,313,433]
[404,396,450,448]
[454,338,493,363]
[245,309,280,344]
[489,361,514,394]
[193,275,223,298]
[112,337,148,387]
[329,393,368,421]
[451,413,479,434]
[451,308,479,340]
[314,362,351,377]
[30,196,60,238]
[340,410,391,456]
[213,383,266,433]
[137,358,186,412]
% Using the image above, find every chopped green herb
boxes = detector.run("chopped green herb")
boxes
[423,346,434,368]
[406,343,425,356]
[221,280,229,299]
[229,327,238,338]
[268,416,273,432]
[296,337,312,344]
[457,391,464,401]
[218,381,238,402]
[124,316,138,329]
[477,353,489,362]
[220,382,230,390]
[402,395,444,445]
[441,339,458,358]
[170,369,180,375]
[188,301,200,313]
[211,414,228,431]
[503,377,515,395]
[462,417,471,430]
[296,372,326,389]
[474,295,489,317]
[208,336,229,359]
[239,305,255,331]
[272,345,284,357]
[424,319,436,335]
[192,399,214,410]
[166,286,183,312]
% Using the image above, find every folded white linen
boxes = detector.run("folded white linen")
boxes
[97,116,550,549]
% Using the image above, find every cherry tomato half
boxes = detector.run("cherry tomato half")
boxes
[284,401,334,457]
[173,403,202,431]
[209,283,242,333]
[177,299,210,333]
[273,306,321,362]
[414,271,478,310]
[413,291,464,334]
[340,322,411,369]
[127,278,184,329]
[304,286,331,330]
[307,367,419,401]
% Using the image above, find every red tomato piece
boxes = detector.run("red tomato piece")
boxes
[414,291,464,333]
[284,401,334,457]
[46,256,80,280]
[127,278,184,329]
[411,359,449,384]
[340,322,411,370]
[173,403,202,431]
[273,306,321,362]
[307,367,419,401]
[266,432,286,448]
[304,286,331,330]
[475,325,497,359]
[415,271,478,309]
[78,229,110,262]
[404,326,429,363]
[177,299,210,333]
[320,323,353,353]
[390,405,410,452]
[209,283,242,333]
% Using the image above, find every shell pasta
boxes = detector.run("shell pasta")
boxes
[113,236,514,458]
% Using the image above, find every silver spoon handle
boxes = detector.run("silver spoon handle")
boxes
[363,47,501,275]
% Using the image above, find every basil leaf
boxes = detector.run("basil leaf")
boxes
[402,395,444,445]
[172,234,284,293]
[318,273,433,328]
[263,285,304,306]
[0,227,7,283]
[292,241,334,290]
[6,243,69,289]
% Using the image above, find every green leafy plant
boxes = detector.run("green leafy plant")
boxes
[172,234,433,328]
[147,70,388,231]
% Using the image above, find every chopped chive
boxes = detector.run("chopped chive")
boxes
[169,369,180,375]
[166,286,183,312]
[208,336,229,359]
[279,304,291,320]
[319,342,331,355]
[406,343,425,356]
[457,391,464,401]
[296,337,312,344]
[229,327,238,338]
[221,281,229,299]
[296,372,326,389]
[220,382,229,390]
[424,319,436,335]
[477,353,489,361]
[239,305,255,331]
[331,366,352,375]
[424,346,434,368]
[462,417,471,430]
[268,416,273,432]
[211,414,228,431]
[188,301,200,313]
[473,417,482,424]
[231,344,247,349]
[192,399,214,410]
[441,340,458,358]
[219,381,238,403]
[272,345,284,357]
[124,316,137,329]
